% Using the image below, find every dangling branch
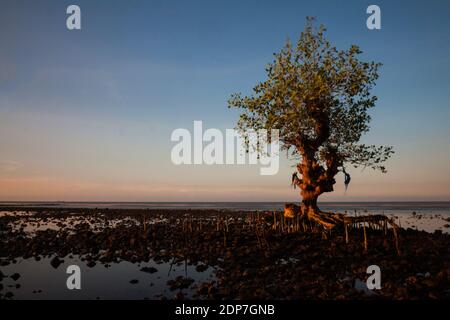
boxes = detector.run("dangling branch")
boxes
[291,172,301,189]
[342,167,351,192]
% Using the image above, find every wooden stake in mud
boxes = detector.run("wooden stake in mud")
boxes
[273,212,277,230]
[363,221,368,252]
[223,230,227,247]
[392,226,401,255]
[345,222,349,244]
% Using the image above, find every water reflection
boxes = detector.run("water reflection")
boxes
[0,256,215,300]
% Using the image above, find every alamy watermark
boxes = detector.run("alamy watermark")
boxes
[66,5,81,30]
[366,264,382,290]
[66,265,81,290]
[366,5,381,30]
[170,121,280,175]
[65,4,380,31]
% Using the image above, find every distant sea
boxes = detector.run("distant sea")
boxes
[1,201,450,215]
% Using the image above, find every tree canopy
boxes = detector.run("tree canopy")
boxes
[229,18,393,179]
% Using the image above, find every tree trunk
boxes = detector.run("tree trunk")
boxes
[294,140,342,229]
[301,193,319,217]
[299,177,342,230]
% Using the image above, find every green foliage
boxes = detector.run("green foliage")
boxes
[229,17,393,173]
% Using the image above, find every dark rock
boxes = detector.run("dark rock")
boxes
[140,266,158,274]
[50,256,64,269]
[167,276,194,291]
[129,279,139,284]
[175,292,185,300]
[10,273,20,281]
[195,264,208,272]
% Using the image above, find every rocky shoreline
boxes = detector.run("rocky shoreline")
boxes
[0,207,449,300]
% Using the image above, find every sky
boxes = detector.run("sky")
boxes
[0,0,450,202]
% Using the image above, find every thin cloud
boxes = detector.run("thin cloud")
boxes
[0,160,22,173]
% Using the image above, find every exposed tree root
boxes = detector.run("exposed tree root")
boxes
[283,203,401,254]
[284,203,398,231]
[306,210,344,230]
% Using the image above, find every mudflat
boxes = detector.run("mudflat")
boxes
[0,207,448,300]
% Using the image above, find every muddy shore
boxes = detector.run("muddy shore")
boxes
[0,207,449,300]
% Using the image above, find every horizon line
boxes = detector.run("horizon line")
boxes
[1,200,450,204]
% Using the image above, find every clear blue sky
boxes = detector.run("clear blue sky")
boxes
[1,0,449,201]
